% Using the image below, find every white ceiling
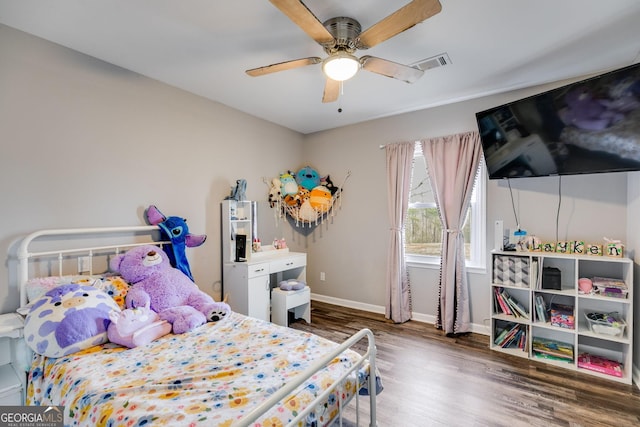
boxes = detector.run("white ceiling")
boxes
[1,0,640,134]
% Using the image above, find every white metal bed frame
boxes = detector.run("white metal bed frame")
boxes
[15,226,378,427]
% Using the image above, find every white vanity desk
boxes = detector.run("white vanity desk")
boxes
[222,249,308,326]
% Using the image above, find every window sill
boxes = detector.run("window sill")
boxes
[406,257,486,274]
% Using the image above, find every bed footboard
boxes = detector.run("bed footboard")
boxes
[240,328,378,427]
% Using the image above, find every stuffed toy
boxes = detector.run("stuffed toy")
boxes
[297,166,320,190]
[268,177,282,208]
[24,284,120,357]
[110,245,231,334]
[309,185,332,213]
[320,175,339,195]
[280,172,298,196]
[225,179,247,202]
[298,199,317,222]
[283,192,299,207]
[146,205,206,282]
[284,185,310,207]
[558,86,626,131]
[107,303,171,348]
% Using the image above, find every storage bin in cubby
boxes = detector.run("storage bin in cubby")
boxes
[585,312,626,338]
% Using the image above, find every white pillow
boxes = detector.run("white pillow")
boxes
[24,284,120,358]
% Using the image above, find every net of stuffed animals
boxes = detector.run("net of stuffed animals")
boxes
[266,168,350,228]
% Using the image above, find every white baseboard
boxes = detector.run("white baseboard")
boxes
[310,293,489,336]
[311,293,385,316]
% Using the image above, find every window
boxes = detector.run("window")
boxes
[405,143,486,270]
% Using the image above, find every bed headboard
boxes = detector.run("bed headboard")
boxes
[16,226,168,308]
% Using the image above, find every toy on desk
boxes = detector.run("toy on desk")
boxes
[273,238,287,249]
[252,238,262,252]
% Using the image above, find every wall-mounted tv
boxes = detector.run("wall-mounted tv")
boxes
[476,62,640,179]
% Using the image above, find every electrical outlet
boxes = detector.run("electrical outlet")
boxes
[320,272,325,281]
[78,256,91,273]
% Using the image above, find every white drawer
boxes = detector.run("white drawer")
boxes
[270,255,306,273]
[273,286,310,309]
[247,262,270,278]
[286,287,310,309]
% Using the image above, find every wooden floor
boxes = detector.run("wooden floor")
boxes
[288,301,640,427]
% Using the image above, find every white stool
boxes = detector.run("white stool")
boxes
[271,286,311,327]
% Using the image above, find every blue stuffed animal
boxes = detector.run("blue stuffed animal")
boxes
[297,166,320,190]
[146,205,206,282]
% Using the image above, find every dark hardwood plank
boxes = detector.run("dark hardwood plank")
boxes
[289,301,640,427]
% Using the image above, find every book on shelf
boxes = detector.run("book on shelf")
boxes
[494,287,512,315]
[532,337,574,361]
[577,353,623,378]
[494,326,510,345]
[494,287,528,319]
[535,295,548,323]
[494,323,527,351]
[508,295,529,319]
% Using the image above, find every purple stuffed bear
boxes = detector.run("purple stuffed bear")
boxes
[110,245,231,334]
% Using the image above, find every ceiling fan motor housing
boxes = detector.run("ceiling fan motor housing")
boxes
[323,17,361,54]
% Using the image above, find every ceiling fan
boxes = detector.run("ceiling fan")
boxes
[246,0,442,103]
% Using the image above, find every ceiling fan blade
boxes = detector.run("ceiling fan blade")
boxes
[360,56,424,83]
[246,57,322,77]
[356,0,442,49]
[322,78,340,103]
[269,0,335,47]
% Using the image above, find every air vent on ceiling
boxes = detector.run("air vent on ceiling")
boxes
[412,53,451,71]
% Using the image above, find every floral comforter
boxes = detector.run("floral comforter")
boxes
[27,312,374,426]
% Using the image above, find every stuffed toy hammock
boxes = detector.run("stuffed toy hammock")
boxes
[266,169,350,228]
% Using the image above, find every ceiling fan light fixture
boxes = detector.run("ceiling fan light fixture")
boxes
[322,52,360,81]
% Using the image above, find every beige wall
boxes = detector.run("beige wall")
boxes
[0,24,304,312]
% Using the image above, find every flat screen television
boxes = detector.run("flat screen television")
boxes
[476,62,640,179]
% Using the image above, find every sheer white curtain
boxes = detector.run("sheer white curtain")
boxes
[420,131,482,335]
[384,142,414,323]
